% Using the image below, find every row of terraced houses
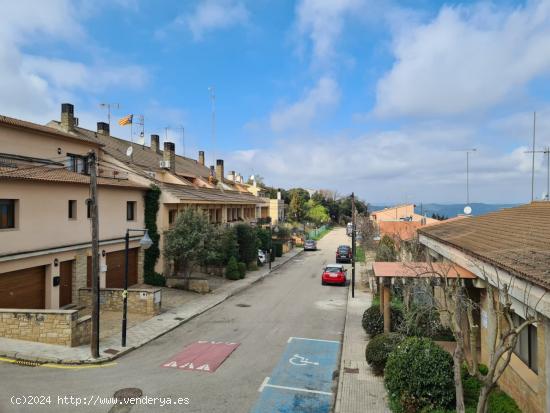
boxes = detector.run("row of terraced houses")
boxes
[0,103,285,313]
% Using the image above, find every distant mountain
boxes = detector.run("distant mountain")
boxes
[369,203,519,218]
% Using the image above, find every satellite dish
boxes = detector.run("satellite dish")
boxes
[464,205,472,215]
[126,146,133,157]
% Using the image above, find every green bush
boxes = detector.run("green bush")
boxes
[256,227,271,251]
[144,271,166,287]
[237,262,247,279]
[235,224,258,264]
[365,333,403,375]
[399,305,445,339]
[273,242,283,257]
[362,305,403,336]
[385,337,455,412]
[487,389,520,413]
[225,257,240,280]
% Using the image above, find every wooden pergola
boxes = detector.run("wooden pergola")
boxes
[372,262,476,333]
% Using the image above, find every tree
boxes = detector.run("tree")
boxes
[402,258,544,413]
[306,200,330,225]
[164,208,212,278]
[234,224,258,265]
[375,235,397,262]
[288,192,308,223]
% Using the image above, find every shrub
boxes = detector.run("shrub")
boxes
[237,262,247,279]
[399,305,445,339]
[487,389,520,413]
[144,271,166,287]
[234,224,258,264]
[273,242,283,257]
[225,257,240,280]
[256,227,271,251]
[365,333,403,375]
[362,305,403,336]
[385,337,455,412]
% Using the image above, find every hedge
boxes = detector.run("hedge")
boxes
[237,262,247,279]
[365,332,403,375]
[226,257,240,280]
[385,337,455,412]
[362,305,403,336]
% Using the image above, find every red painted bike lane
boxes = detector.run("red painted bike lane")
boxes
[161,341,240,373]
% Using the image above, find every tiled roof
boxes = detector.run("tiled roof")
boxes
[379,221,423,241]
[418,202,550,290]
[0,165,146,189]
[162,183,268,204]
[1,115,100,145]
[48,121,211,178]
[373,262,475,279]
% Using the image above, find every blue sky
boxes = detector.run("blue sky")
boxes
[3,0,550,204]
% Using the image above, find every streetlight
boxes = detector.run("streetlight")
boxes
[122,228,153,347]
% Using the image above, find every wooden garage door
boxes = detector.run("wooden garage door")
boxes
[87,249,138,288]
[106,249,138,288]
[0,266,45,309]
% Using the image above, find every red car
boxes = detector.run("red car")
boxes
[321,264,347,286]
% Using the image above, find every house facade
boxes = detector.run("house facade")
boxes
[47,103,269,275]
[0,111,147,311]
[418,202,550,413]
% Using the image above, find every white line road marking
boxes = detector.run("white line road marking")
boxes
[258,377,333,396]
[288,337,340,344]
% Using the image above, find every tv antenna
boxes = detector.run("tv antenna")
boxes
[174,125,185,156]
[99,103,120,128]
[525,145,550,201]
[464,148,477,212]
[134,115,145,147]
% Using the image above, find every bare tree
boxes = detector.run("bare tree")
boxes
[402,255,543,413]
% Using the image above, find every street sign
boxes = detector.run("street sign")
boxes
[161,341,240,373]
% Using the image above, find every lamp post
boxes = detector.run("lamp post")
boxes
[122,228,153,347]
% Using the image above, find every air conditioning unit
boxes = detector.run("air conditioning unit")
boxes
[159,160,170,169]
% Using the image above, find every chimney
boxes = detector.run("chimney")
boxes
[228,170,236,182]
[151,134,160,154]
[216,159,224,182]
[61,103,75,131]
[97,122,110,136]
[163,141,176,173]
[198,150,205,165]
[210,165,215,177]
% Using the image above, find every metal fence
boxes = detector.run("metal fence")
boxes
[307,224,328,240]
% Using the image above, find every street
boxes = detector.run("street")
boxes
[0,228,350,413]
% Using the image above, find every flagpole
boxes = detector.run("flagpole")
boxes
[130,116,133,161]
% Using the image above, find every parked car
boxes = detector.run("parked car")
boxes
[257,249,267,264]
[336,245,352,263]
[304,239,317,251]
[321,264,347,286]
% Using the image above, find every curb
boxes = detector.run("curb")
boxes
[0,249,304,366]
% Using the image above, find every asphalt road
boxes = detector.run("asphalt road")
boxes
[0,228,350,413]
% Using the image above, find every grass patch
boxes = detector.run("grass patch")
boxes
[355,246,365,262]
[310,226,332,241]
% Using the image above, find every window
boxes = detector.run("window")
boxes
[169,210,177,225]
[127,201,136,221]
[0,199,16,229]
[66,154,88,174]
[86,199,91,219]
[513,313,538,373]
[68,200,77,220]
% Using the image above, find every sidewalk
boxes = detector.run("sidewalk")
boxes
[0,249,303,365]
[334,282,390,412]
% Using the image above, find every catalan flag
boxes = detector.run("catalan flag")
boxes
[118,114,133,126]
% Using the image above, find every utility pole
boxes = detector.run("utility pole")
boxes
[88,151,100,358]
[351,192,356,298]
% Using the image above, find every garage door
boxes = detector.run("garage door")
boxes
[0,266,46,309]
[87,249,138,288]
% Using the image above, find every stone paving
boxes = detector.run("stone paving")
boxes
[334,269,391,413]
[0,249,303,364]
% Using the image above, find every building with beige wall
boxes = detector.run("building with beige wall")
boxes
[0,111,147,311]
[418,202,550,413]
[47,103,268,276]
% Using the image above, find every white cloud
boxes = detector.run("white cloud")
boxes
[269,76,340,131]
[294,0,366,64]
[0,1,147,123]
[166,0,249,41]
[375,1,550,118]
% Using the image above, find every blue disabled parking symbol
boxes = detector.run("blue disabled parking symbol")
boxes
[250,337,340,413]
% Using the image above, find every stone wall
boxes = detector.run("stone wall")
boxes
[0,309,90,347]
[79,287,161,316]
